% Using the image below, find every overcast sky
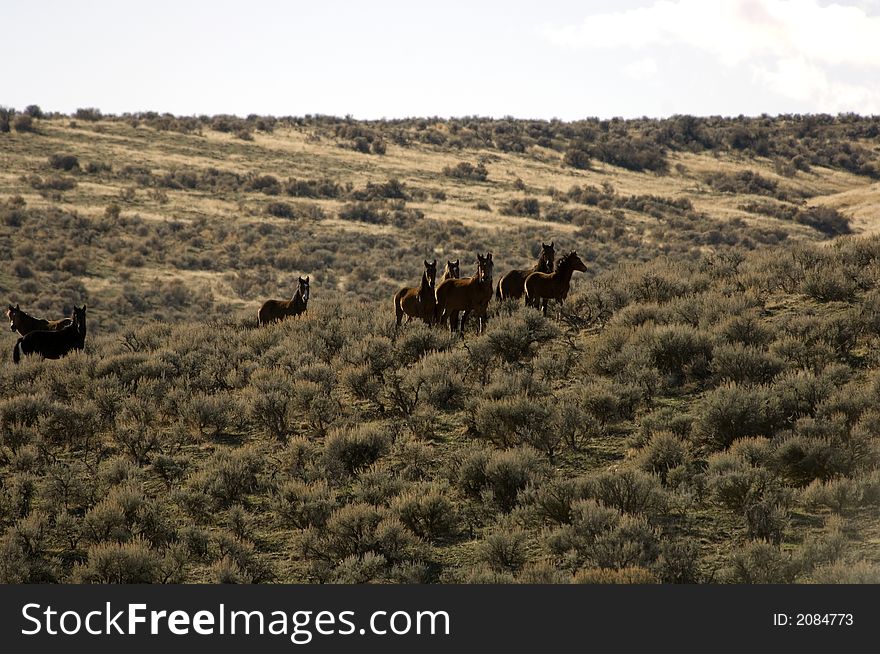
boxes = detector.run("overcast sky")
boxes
[2,0,879,119]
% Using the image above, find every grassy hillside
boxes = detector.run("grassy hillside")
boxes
[1,110,879,583]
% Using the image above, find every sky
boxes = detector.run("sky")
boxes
[2,0,879,120]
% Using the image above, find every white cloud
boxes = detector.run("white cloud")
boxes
[752,57,880,113]
[542,0,880,112]
[623,57,660,80]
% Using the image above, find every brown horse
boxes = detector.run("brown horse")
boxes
[7,304,72,336]
[433,259,460,326]
[524,251,587,316]
[258,276,309,326]
[14,305,86,364]
[437,259,460,287]
[435,252,494,335]
[394,259,437,326]
[496,242,555,302]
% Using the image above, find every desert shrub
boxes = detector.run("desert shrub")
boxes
[770,433,850,486]
[265,201,295,218]
[546,500,660,570]
[285,177,341,198]
[73,538,163,583]
[722,541,797,583]
[338,201,386,224]
[711,343,784,385]
[442,161,488,181]
[0,107,11,132]
[636,432,692,484]
[471,395,553,452]
[694,384,780,449]
[186,444,264,508]
[276,479,336,529]
[801,472,880,513]
[480,523,529,572]
[75,107,103,121]
[300,503,425,582]
[705,170,778,197]
[401,349,469,411]
[323,423,391,477]
[483,309,559,363]
[214,532,275,583]
[563,147,591,170]
[484,448,548,513]
[0,514,56,582]
[583,469,668,516]
[719,313,774,347]
[391,482,458,541]
[573,566,659,583]
[13,114,35,132]
[707,453,790,541]
[654,538,701,583]
[394,322,456,365]
[48,154,80,171]
[242,369,295,440]
[801,265,858,302]
[501,197,540,217]
[648,324,713,383]
[797,206,851,236]
[525,476,592,526]
[809,560,880,583]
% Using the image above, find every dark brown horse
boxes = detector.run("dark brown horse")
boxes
[259,276,309,326]
[437,259,460,287]
[496,242,555,302]
[524,251,587,316]
[14,305,86,364]
[435,252,494,335]
[7,304,72,336]
[394,259,437,326]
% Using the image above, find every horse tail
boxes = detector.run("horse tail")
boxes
[13,338,22,364]
[394,289,405,326]
[495,279,502,301]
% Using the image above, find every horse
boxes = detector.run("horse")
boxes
[13,305,86,364]
[394,259,437,326]
[524,251,587,316]
[496,242,555,302]
[435,252,494,335]
[6,303,72,336]
[258,276,310,326]
[437,259,460,287]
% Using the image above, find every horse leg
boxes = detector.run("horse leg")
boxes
[448,310,459,334]
[541,299,548,317]
[460,310,471,336]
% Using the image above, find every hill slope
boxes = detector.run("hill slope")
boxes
[0,111,879,583]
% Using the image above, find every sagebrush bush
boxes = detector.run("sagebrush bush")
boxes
[323,423,391,477]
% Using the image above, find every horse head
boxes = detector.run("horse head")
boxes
[540,242,556,273]
[72,305,87,336]
[298,276,310,303]
[477,252,494,284]
[424,259,437,288]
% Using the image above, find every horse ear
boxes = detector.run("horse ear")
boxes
[15,304,19,310]
[305,276,309,283]
[424,259,429,267]
[550,241,554,248]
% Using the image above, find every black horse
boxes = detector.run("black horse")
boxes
[13,305,87,364]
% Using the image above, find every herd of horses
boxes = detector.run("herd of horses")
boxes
[393,242,587,334]
[5,243,586,363]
